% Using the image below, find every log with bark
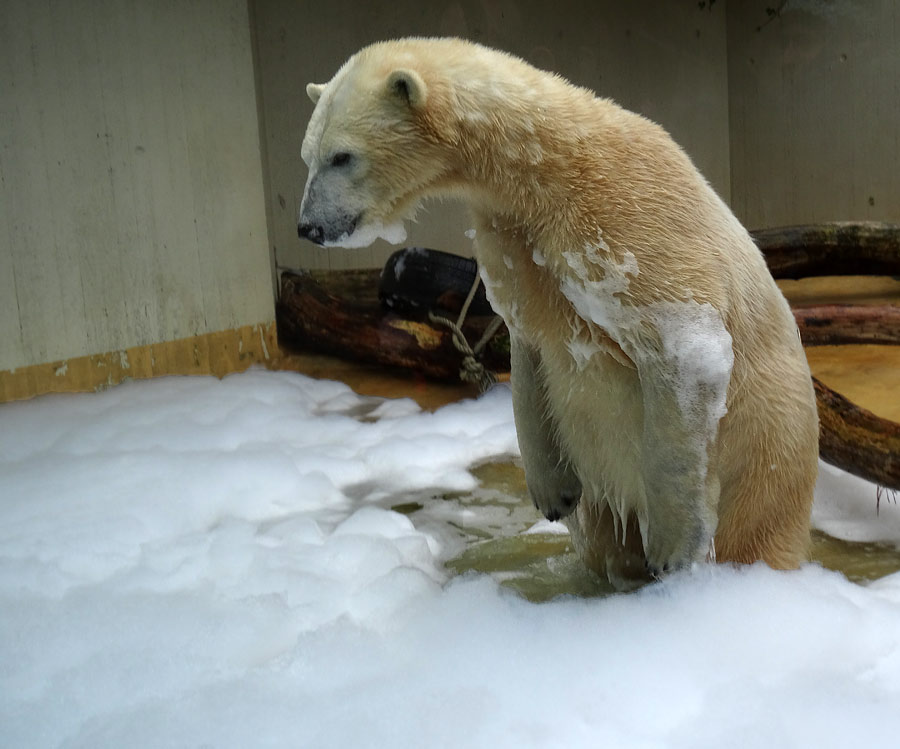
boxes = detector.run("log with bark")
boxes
[277,222,900,490]
[794,305,900,346]
[755,221,900,279]
[815,379,900,491]
[277,270,510,381]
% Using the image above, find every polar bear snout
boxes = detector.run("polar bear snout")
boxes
[297,221,325,244]
[297,168,363,246]
[297,212,359,246]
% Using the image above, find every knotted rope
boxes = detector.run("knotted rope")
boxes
[428,266,504,392]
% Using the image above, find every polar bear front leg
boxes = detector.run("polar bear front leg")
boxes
[639,375,722,576]
[510,336,583,522]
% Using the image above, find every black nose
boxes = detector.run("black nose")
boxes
[298,222,325,245]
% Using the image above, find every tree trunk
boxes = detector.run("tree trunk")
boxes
[795,304,900,346]
[278,221,900,490]
[276,271,509,381]
[752,222,900,279]
[278,270,899,489]
[815,378,900,490]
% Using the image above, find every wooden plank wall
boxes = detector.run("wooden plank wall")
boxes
[0,0,275,376]
[728,0,900,228]
[0,322,278,403]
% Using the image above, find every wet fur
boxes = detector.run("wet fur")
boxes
[299,38,820,586]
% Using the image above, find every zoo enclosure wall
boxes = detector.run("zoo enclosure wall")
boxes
[1,0,898,399]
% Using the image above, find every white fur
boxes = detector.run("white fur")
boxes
[297,38,819,585]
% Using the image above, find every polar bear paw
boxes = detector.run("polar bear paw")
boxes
[644,518,712,579]
[524,466,582,523]
[533,485,581,523]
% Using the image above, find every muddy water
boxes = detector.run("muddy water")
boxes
[809,530,900,583]
[415,461,900,603]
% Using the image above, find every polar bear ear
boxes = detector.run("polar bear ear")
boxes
[386,69,427,109]
[306,83,326,104]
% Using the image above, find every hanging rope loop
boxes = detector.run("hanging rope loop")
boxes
[427,263,503,392]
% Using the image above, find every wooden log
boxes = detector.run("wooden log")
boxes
[278,265,900,490]
[751,222,900,279]
[795,304,900,346]
[276,271,509,381]
[815,378,900,490]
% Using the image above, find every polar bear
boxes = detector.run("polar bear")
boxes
[297,38,819,587]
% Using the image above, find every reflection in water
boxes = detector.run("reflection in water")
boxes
[447,534,617,601]
[810,530,900,583]
[398,461,900,603]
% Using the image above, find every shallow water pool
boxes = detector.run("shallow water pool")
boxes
[396,461,900,602]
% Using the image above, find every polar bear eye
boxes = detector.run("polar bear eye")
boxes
[330,152,352,168]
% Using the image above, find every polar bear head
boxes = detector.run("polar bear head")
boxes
[297,43,454,248]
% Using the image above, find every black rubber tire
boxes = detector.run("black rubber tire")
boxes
[378,248,495,317]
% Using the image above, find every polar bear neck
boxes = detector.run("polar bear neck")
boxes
[427,58,624,248]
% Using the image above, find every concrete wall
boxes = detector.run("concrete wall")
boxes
[727,0,900,228]
[252,0,731,272]
[5,0,895,382]
[0,0,274,374]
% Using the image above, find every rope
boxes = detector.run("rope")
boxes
[428,265,504,392]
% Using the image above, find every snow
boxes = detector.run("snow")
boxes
[559,242,733,441]
[813,460,900,543]
[565,338,604,371]
[323,217,408,249]
[2,369,900,748]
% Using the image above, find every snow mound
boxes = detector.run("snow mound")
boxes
[1,369,899,748]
